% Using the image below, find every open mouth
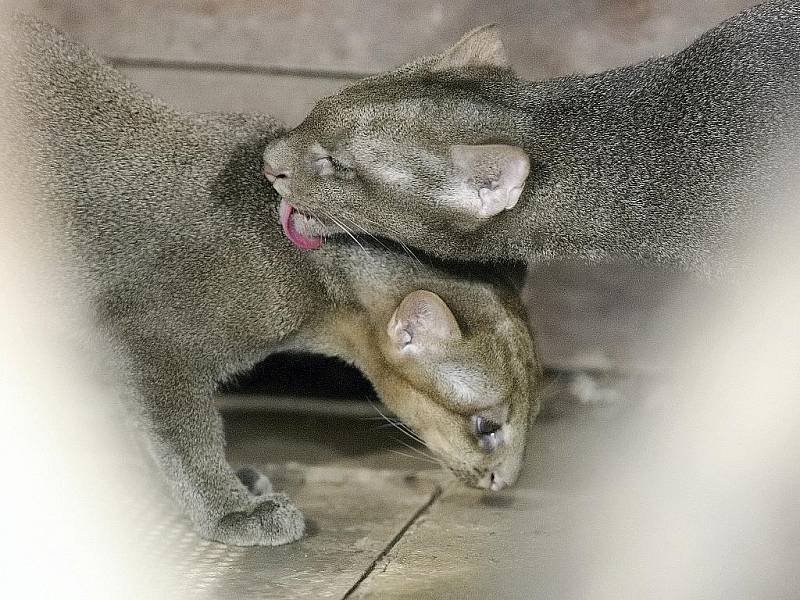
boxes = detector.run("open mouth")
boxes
[279,199,323,250]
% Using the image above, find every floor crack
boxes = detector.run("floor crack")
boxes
[341,485,443,599]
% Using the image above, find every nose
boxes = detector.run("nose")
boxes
[477,471,507,492]
[262,162,291,184]
[263,138,292,185]
[262,157,293,197]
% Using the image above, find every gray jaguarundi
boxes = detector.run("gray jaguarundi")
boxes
[264,0,800,277]
[2,16,538,546]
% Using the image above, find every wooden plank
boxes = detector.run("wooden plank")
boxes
[18,0,759,79]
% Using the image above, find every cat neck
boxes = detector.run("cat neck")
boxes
[461,25,798,274]
[287,250,400,388]
[464,60,703,268]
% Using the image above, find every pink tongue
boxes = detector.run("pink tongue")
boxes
[279,199,323,250]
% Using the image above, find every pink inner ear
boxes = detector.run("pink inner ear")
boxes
[388,291,462,352]
[450,144,530,217]
[387,307,411,349]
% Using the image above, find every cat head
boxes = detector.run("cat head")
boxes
[324,265,538,491]
[263,25,530,252]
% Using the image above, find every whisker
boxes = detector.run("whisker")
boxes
[392,435,438,461]
[376,420,428,448]
[320,209,368,254]
[346,211,424,268]
[393,420,428,447]
[388,448,440,466]
[396,240,423,268]
[367,397,429,448]
[338,213,394,253]
[368,399,409,435]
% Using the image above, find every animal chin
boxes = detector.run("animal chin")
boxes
[279,199,323,250]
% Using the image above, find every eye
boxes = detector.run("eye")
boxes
[473,415,501,435]
[313,155,336,176]
[470,415,504,452]
[311,152,356,180]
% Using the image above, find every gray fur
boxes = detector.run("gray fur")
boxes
[265,1,800,277]
[3,16,537,546]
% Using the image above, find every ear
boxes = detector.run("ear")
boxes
[432,24,509,72]
[449,144,530,218]
[387,291,462,353]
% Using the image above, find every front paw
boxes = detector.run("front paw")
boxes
[208,494,305,546]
